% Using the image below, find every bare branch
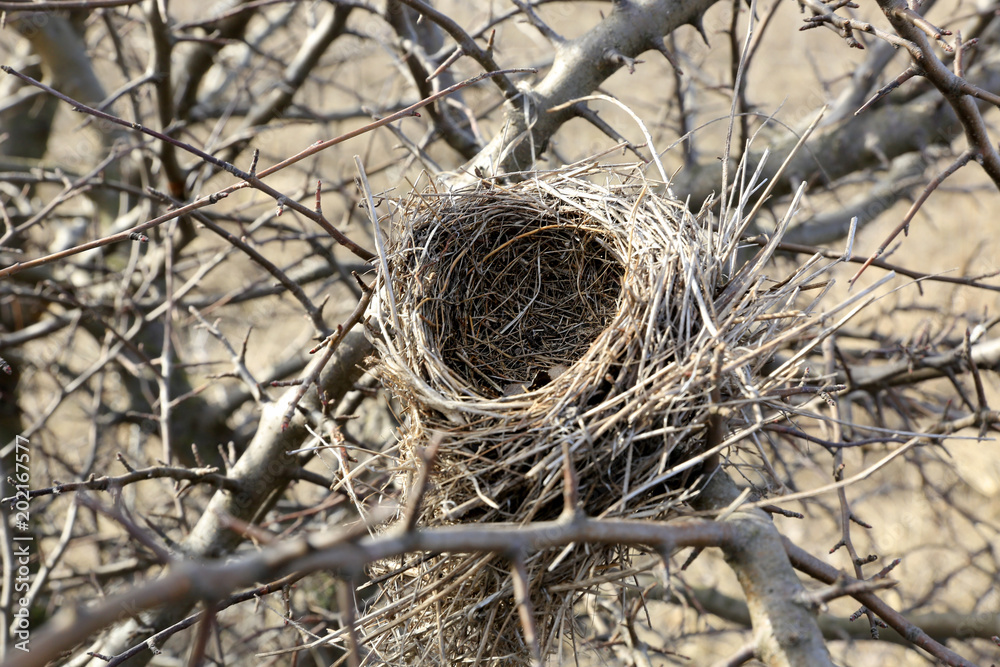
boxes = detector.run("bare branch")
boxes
[1,463,241,502]
[786,541,979,667]
[4,515,732,667]
[693,472,835,666]
[461,0,719,179]
[393,0,521,100]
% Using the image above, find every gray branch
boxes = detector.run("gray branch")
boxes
[72,331,372,667]
[691,472,835,667]
[459,0,721,181]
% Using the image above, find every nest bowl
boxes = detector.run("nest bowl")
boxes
[363,163,814,664]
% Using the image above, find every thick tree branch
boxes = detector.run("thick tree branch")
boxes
[675,43,1000,210]
[845,334,1000,390]
[658,584,1000,645]
[460,0,721,180]
[12,514,732,667]
[691,472,835,667]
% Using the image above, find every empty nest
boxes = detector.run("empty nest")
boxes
[361,162,832,664]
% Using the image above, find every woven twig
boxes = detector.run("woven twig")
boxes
[361,162,844,664]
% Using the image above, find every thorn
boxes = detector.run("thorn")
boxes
[427,47,464,83]
[352,271,373,293]
[691,15,710,45]
[248,148,259,178]
[875,558,901,578]
[605,48,642,73]
[654,37,683,75]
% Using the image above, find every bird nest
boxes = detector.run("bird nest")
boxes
[361,163,830,664]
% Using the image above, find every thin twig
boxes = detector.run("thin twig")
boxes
[1,464,241,503]
[394,0,521,99]
[511,552,544,667]
[850,150,973,286]
[280,274,373,430]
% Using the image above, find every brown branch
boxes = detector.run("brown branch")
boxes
[824,337,882,637]
[279,273,373,430]
[571,103,644,159]
[892,6,951,41]
[745,237,1000,293]
[1,463,241,502]
[0,189,240,279]
[798,0,919,53]
[856,65,920,114]
[964,328,992,438]
[849,149,974,286]
[6,516,733,667]
[876,0,1000,187]
[0,0,140,9]
[786,540,979,667]
[761,423,907,449]
[560,439,581,517]
[248,67,534,182]
[143,0,183,196]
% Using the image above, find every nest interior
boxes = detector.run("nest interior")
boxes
[425,204,624,397]
[363,164,825,665]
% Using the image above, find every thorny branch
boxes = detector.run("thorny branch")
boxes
[1,2,999,666]
[0,67,536,278]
